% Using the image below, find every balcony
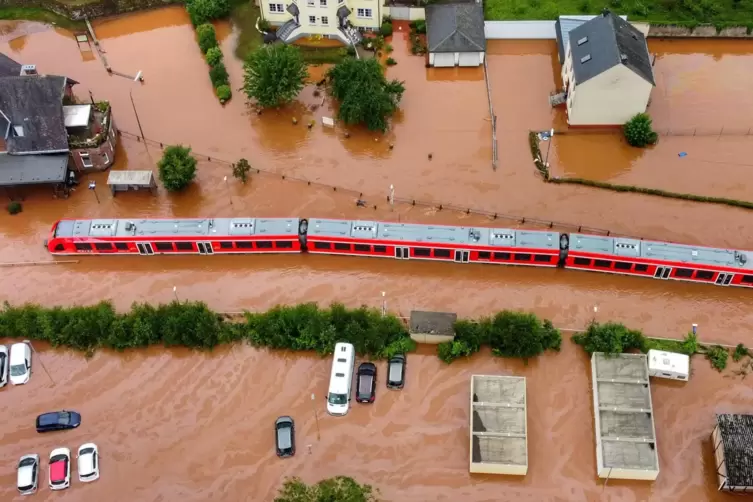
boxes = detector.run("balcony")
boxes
[65,101,112,150]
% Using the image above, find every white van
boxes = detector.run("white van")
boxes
[648,349,689,381]
[326,343,355,416]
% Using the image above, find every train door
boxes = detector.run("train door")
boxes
[197,242,214,255]
[394,247,410,259]
[653,266,671,279]
[137,243,154,255]
[454,250,469,263]
[715,273,733,286]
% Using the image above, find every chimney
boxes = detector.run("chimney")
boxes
[20,65,37,76]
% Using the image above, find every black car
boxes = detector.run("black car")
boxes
[36,411,81,433]
[386,355,406,390]
[275,416,295,458]
[356,362,377,403]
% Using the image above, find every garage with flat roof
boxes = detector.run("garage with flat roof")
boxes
[591,352,659,481]
[469,375,528,475]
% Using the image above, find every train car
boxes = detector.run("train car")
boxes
[47,217,304,256]
[565,233,753,288]
[305,218,564,267]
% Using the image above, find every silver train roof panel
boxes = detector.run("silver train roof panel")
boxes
[308,219,560,250]
[55,218,300,239]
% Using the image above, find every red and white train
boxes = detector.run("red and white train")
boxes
[46,217,753,289]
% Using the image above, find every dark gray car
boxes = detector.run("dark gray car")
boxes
[275,416,295,458]
[387,355,406,390]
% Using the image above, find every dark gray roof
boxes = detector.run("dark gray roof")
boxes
[0,75,70,154]
[409,311,457,336]
[717,414,753,488]
[0,53,21,78]
[425,3,485,53]
[0,153,68,185]
[568,11,655,86]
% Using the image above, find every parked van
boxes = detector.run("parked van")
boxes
[648,349,689,381]
[326,343,355,416]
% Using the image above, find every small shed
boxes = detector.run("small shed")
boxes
[426,2,486,68]
[409,310,456,344]
[713,414,753,492]
[107,170,157,196]
[647,349,689,381]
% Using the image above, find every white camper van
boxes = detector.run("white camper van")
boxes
[648,349,689,381]
[327,343,355,416]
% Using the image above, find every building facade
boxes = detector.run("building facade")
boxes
[67,103,118,173]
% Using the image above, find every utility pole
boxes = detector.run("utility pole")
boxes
[172,286,180,303]
[544,128,555,169]
[88,180,100,204]
[311,393,321,441]
[223,176,234,207]
[24,340,54,386]
[381,291,386,317]
[388,184,395,210]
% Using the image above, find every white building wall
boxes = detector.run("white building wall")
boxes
[567,65,652,126]
[429,52,484,67]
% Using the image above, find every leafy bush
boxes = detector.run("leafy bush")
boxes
[157,145,197,192]
[437,339,475,364]
[209,61,229,87]
[645,332,698,355]
[258,19,271,32]
[186,0,230,26]
[572,321,647,355]
[274,476,378,502]
[623,113,658,147]
[205,46,223,66]
[243,44,308,108]
[215,84,232,102]
[385,43,393,54]
[410,19,426,34]
[706,345,729,372]
[7,201,22,215]
[196,23,218,54]
[386,57,397,66]
[232,158,251,183]
[380,21,393,37]
[346,45,356,56]
[733,343,749,362]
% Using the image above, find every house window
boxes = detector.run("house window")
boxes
[580,54,592,63]
[307,0,314,6]
[269,3,283,12]
[309,15,316,24]
[103,152,110,165]
[577,36,588,45]
[79,152,93,168]
[319,0,326,6]
[357,8,372,17]
[321,16,329,25]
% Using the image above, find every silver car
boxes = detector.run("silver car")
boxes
[17,454,39,495]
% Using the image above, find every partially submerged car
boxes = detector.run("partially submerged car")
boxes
[386,354,406,390]
[77,443,100,482]
[36,411,82,433]
[0,345,8,387]
[48,448,71,491]
[356,362,377,403]
[275,416,295,458]
[17,454,39,495]
[9,342,31,385]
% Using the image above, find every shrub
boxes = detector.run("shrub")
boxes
[346,44,356,56]
[413,19,427,34]
[572,321,647,355]
[645,332,698,356]
[196,23,218,54]
[232,158,251,183]
[733,343,749,362]
[157,145,197,192]
[385,43,393,54]
[258,19,271,32]
[386,57,397,66]
[275,476,378,502]
[623,113,658,147]
[215,84,232,102]
[209,61,229,87]
[205,46,223,66]
[186,0,230,26]
[706,345,729,372]
[7,201,22,215]
[437,339,475,364]
[243,44,308,108]
[380,21,393,37]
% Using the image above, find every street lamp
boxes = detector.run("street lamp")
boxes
[172,286,180,303]
[88,180,100,204]
[311,393,321,441]
[23,340,54,386]
[544,128,555,169]
[381,291,386,317]
[388,184,395,210]
[692,323,698,336]
[223,176,234,207]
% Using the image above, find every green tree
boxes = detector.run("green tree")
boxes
[623,113,658,147]
[7,201,22,215]
[232,158,251,183]
[187,0,230,26]
[205,46,223,66]
[572,321,647,355]
[487,311,561,360]
[243,44,308,108]
[158,145,197,192]
[209,61,229,87]
[196,23,218,54]
[327,58,405,132]
[274,476,378,502]
[215,84,232,103]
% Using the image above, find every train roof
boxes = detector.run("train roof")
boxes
[307,219,561,250]
[570,233,753,271]
[54,218,300,239]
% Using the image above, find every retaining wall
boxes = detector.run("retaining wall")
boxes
[0,0,180,21]
[383,6,425,21]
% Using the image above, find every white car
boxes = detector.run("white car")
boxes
[77,443,100,482]
[48,448,71,491]
[0,345,8,387]
[10,342,32,385]
[17,454,39,495]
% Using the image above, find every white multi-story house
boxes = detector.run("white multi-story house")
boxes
[259,0,382,46]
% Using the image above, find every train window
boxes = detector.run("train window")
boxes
[354,244,371,252]
[236,241,253,249]
[373,245,387,253]
[334,243,351,251]
[494,252,511,260]
[277,241,294,249]
[434,249,451,258]
[478,251,491,260]
[514,253,531,261]
[114,242,129,251]
[534,254,551,262]
[54,243,65,252]
[74,242,92,251]
[314,242,331,250]
[94,243,112,251]
[220,241,234,249]
[175,242,194,251]
[256,241,273,249]
[594,260,612,268]
[614,262,632,270]
[695,270,714,280]
[741,275,753,284]
[414,248,431,257]
[155,242,174,251]
[573,257,591,266]
[634,264,649,272]
[674,268,694,278]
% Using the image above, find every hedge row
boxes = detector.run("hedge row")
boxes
[528,131,549,178]
[438,310,561,364]
[0,301,413,358]
[195,24,231,103]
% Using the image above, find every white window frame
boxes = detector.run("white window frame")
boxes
[321,16,329,25]
[103,152,110,165]
[309,15,316,25]
[269,3,283,12]
[357,8,371,18]
[79,152,93,168]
